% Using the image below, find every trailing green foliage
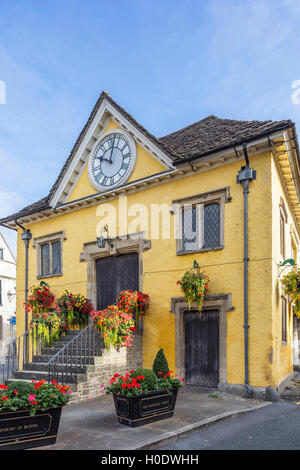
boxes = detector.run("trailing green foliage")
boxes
[281,268,300,316]
[176,261,209,312]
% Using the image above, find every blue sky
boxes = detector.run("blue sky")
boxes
[1,0,300,254]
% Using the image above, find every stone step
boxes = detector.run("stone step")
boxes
[64,330,86,335]
[12,369,86,384]
[24,362,88,374]
[40,347,100,356]
[32,354,95,364]
[50,340,101,348]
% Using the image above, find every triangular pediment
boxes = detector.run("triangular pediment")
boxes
[49,92,176,207]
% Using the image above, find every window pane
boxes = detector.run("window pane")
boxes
[52,241,61,275]
[41,244,50,276]
[182,205,199,252]
[203,203,220,248]
[282,298,287,343]
[280,213,285,257]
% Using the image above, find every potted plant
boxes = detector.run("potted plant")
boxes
[0,379,71,450]
[56,290,95,329]
[29,310,66,347]
[106,367,184,427]
[281,268,300,316]
[92,305,135,350]
[177,260,209,312]
[25,282,55,315]
[117,290,150,325]
[153,348,169,377]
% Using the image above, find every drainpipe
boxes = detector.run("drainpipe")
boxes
[236,143,256,398]
[14,220,32,337]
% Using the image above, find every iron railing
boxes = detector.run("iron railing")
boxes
[1,324,55,382]
[48,322,103,385]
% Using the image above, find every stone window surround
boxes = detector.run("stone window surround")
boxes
[171,187,232,255]
[80,231,151,312]
[32,231,66,279]
[170,294,234,385]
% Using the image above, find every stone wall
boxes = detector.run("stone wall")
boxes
[69,333,143,404]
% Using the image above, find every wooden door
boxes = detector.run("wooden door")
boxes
[96,253,139,310]
[184,309,219,387]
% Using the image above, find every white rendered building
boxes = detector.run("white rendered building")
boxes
[0,231,16,361]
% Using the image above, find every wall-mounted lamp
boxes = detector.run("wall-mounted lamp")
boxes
[97,225,114,249]
[7,287,16,302]
[278,258,296,277]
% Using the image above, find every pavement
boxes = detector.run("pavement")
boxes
[158,401,300,450]
[36,385,270,450]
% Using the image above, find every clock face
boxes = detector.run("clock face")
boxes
[88,131,136,191]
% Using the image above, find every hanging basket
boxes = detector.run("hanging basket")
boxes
[176,261,209,313]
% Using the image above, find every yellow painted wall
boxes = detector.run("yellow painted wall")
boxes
[15,144,294,389]
[270,151,296,386]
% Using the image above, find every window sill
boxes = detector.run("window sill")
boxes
[37,273,63,279]
[176,246,224,256]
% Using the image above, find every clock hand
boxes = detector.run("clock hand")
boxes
[108,136,116,164]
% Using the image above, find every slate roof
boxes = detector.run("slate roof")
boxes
[160,115,293,162]
[0,92,294,225]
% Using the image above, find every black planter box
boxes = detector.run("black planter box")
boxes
[113,388,178,427]
[0,406,62,450]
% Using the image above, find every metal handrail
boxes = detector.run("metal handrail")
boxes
[48,322,103,385]
[1,323,55,382]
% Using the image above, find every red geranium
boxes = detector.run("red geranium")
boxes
[117,290,150,324]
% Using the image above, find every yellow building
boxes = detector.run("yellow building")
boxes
[2,91,300,399]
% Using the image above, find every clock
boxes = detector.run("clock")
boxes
[88,130,136,191]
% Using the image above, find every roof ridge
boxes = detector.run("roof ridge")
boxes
[160,115,218,139]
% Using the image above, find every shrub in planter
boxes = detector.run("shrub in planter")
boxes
[106,368,184,427]
[0,379,71,449]
[130,368,158,391]
[0,379,71,416]
[153,348,169,378]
